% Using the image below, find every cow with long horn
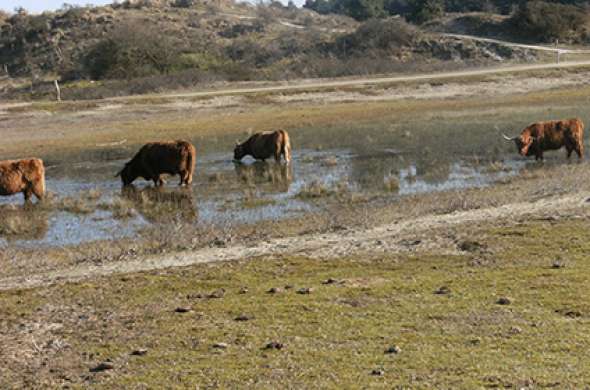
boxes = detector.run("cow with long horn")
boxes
[502,118,584,161]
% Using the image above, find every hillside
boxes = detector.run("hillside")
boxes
[0,0,540,100]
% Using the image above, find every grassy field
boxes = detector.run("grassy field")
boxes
[3,66,590,387]
[3,65,590,160]
[1,218,590,387]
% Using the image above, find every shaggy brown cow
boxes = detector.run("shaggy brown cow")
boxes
[234,130,291,163]
[503,118,584,161]
[0,158,45,203]
[116,140,196,187]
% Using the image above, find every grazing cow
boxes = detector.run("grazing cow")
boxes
[0,158,45,204]
[116,140,196,187]
[234,130,291,163]
[503,118,584,161]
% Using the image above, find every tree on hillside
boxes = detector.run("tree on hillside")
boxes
[407,0,444,23]
[83,20,182,79]
[509,1,588,42]
[305,0,387,20]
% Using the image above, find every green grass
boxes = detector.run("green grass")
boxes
[2,218,590,387]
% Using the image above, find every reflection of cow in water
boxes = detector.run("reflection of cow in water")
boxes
[122,186,197,223]
[234,161,293,192]
[117,141,196,187]
[0,158,45,204]
[0,205,49,240]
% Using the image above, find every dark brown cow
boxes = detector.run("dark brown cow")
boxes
[0,158,45,203]
[503,118,584,161]
[234,130,291,163]
[117,140,196,187]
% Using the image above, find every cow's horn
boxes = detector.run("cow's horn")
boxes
[115,169,122,178]
[502,133,514,141]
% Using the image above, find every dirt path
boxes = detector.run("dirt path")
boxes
[2,190,588,291]
[441,33,590,54]
[111,60,590,102]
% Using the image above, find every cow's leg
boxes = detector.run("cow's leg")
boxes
[576,143,584,160]
[566,146,573,159]
[23,188,33,204]
[153,175,165,187]
[274,150,282,163]
[283,144,291,164]
[32,181,45,201]
[181,170,193,186]
[185,170,193,185]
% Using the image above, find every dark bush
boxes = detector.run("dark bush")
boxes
[173,0,196,7]
[305,0,388,20]
[407,0,444,24]
[226,38,281,67]
[82,21,182,79]
[218,22,264,39]
[509,1,588,42]
[332,18,419,55]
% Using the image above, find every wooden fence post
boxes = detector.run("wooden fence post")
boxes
[54,80,61,102]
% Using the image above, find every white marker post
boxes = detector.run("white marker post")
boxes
[54,80,61,102]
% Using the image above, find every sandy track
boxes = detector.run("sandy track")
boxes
[2,191,588,291]
[441,33,590,54]
[109,60,590,102]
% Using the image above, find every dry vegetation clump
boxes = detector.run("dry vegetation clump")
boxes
[48,188,102,214]
[297,180,333,199]
[100,197,137,219]
[383,175,400,192]
[0,205,49,240]
[297,178,351,199]
[241,189,278,209]
[55,196,95,214]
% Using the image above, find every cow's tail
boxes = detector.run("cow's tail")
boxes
[29,158,46,200]
[576,118,585,158]
[182,142,196,185]
[281,130,291,163]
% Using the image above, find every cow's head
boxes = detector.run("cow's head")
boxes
[115,163,136,186]
[503,132,536,157]
[233,142,246,162]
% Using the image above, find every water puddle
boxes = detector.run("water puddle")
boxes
[1,129,534,247]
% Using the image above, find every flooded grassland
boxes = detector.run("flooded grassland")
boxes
[3,70,590,387]
[2,70,590,279]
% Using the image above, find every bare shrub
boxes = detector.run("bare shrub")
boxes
[101,197,136,219]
